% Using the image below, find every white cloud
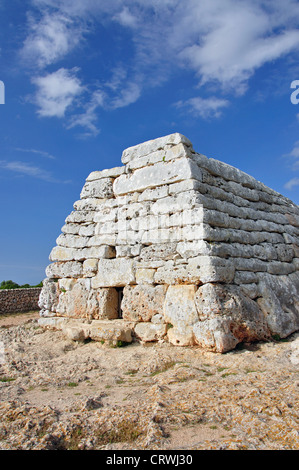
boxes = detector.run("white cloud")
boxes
[14,148,56,159]
[110,81,141,110]
[0,160,57,182]
[176,96,230,119]
[21,0,299,129]
[32,68,84,118]
[284,177,299,190]
[67,89,105,137]
[113,7,138,28]
[176,1,299,93]
[21,13,83,68]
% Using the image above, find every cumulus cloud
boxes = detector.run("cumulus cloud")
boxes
[284,177,299,190]
[67,89,105,137]
[21,13,83,68]
[0,160,58,182]
[21,0,299,130]
[31,68,84,118]
[176,96,230,119]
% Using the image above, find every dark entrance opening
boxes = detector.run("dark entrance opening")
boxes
[116,287,124,319]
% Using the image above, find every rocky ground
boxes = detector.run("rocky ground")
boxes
[0,311,298,450]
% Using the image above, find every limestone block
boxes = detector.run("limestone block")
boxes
[58,278,76,291]
[176,240,211,259]
[267,261,295,275]
[89,320,133,345]
[141,228,183,244]
[49,246,78,262]
[95,288,119,320]
[140,243,178,261]
[65,210,97,224]
[187,256,235,284]
[121,133,192,164]
[56,234,89,249]
[257,273,299,338]
[136,268,156,284]
[46,261,83,279]
[126,143,194,171]
[168,179,201,196]
[234,271,258,285]
[193,318,239,353]
[138,185,169,202]
[116,230,144,245]
[61,223,80,235]
[86,166,125,181]
[83,258,98,277]
[193,283,270,353]
[74,198,107,211]
[78,246,116,260]
[113,158,202,196]
[276,244,294,262]
[38,317,68,328]
[38,278,60,311]
[239,283,259,299]
[121,285,167,322]
[79,224,95,237]
[91,258,135,288]
[61,324,90,342]
[93,207,118,223]
[88,234,117,246]
[56,278,97,318]
[80,178,114,199]
[151,313,164,324]
[164,285,199,346]
[134,322,167,342]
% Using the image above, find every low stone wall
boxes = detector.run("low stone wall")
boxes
[0,288,42,314]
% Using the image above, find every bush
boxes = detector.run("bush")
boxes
[0,280,43,289]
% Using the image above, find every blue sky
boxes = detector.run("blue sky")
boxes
[1,0,299,285]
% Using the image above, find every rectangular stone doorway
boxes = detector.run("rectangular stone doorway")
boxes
[116,287,124,319]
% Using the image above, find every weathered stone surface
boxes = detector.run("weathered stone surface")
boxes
[135,268,156,284]
[46,261,83,279]
[193,283,270,353]
[113,158,202,195]
[38,278,59,311]
[121,133,193,164]
[257,273,299,338]
[56,279,96,318]
[91,259,135,288]
[164,285,198,346]
[121,285,167,322]
[83,258,98,277]
[89,320,133,345]
[134,322,167,342]
[80,178,114,199]
[154,256,235,285]
[94,288,119,320]
[56,279,119,320]
[86,166,125,181]
[41,133,299,352]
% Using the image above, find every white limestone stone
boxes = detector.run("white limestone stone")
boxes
[80,178,114,199]
[83,258,98,277]
[46,261,83,279]
[91,258,135,287]
[113,158,202,196]
[121,133,192,164]
[164,285,199,346]
[134,322,167,342]
[86,166,125,181]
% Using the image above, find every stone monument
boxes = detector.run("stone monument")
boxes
[38,133,299,352]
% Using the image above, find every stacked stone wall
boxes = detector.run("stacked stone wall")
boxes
[0,288,42,314]
[38,133,299,352]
